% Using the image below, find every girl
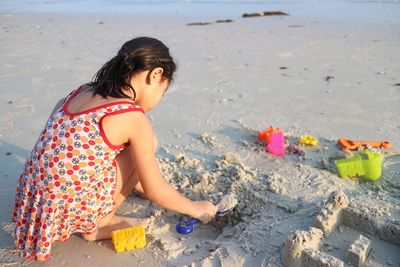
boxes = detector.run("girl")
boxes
[12,37,217,261]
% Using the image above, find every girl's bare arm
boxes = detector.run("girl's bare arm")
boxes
[125,112,217,222]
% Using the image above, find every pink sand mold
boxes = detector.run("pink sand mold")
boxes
[257,126,285,156]
[267,131,285,156]
[334,150,382,181]
[282,190,400,267]
[345,234,371,266]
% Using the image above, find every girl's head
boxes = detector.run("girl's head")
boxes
[90,37,176,110]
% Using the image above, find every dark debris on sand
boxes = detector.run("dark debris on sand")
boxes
[325,75,335,82]
[187,19,233,26]
[242,11,289,18]
[188,10,288,26]
[216,19,234,23]
[187,22,212,26]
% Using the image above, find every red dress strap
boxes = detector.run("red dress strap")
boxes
[99,104,144,149]
[64,85,84,105]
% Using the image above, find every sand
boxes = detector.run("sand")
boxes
[0,2,400,267]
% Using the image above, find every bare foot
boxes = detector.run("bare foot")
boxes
[82,215,151,241]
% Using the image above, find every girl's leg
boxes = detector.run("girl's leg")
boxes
[100,135,158,223]
[81,144,151,241]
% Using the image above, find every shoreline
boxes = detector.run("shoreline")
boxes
[1,1,400,24]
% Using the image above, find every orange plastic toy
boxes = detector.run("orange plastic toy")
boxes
[258,126,282,143]
[338,138,391,150]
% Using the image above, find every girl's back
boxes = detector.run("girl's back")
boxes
[66,84,136,147]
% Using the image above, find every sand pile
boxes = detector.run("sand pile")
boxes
[137,135,400,266]
[157,151,270,221]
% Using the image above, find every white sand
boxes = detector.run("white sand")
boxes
[0,2,400,266]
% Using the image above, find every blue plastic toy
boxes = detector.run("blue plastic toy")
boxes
[176,218,200,235]
[176,210,228,235]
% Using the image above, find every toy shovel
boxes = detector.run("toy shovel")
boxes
[338,138,391,150]
[176,195,237,235]
[175,210,229,235]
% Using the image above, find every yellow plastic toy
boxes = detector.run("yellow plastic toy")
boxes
[111,226,146,253]
[299,135,318,146]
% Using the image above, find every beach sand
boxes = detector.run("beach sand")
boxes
[0,3,399,266]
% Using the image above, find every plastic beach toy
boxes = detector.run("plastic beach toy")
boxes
[258,126,285,156]
[258,126,280,143]
[176,217,200,235]
[299,135,318,146]
[334,150,382,181]
[111,226,146,252]
[175,210,229,235]
[338,138,391,150]
[176,195,237,235]
[268,131,285,156]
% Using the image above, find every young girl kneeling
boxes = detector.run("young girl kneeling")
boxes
[12,37,217,261]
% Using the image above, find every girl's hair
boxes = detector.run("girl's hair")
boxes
[90,37,176,100]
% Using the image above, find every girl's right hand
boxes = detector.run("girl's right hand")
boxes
[190,201,218,224]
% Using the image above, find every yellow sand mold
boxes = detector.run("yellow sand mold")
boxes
[299,135,318,146]
[111,226,146,253]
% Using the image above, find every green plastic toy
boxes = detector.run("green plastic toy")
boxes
[334,150,382,181]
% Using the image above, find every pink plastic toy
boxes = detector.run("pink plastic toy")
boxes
[258,126,285,156]
[267,131,285,155]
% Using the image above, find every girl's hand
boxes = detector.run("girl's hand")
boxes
[190,201,218,224]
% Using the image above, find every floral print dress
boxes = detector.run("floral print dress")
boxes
[12,85,144,261]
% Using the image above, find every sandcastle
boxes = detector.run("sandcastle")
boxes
[282,190,400,267]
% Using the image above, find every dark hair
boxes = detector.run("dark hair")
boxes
[90,37,176,100]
